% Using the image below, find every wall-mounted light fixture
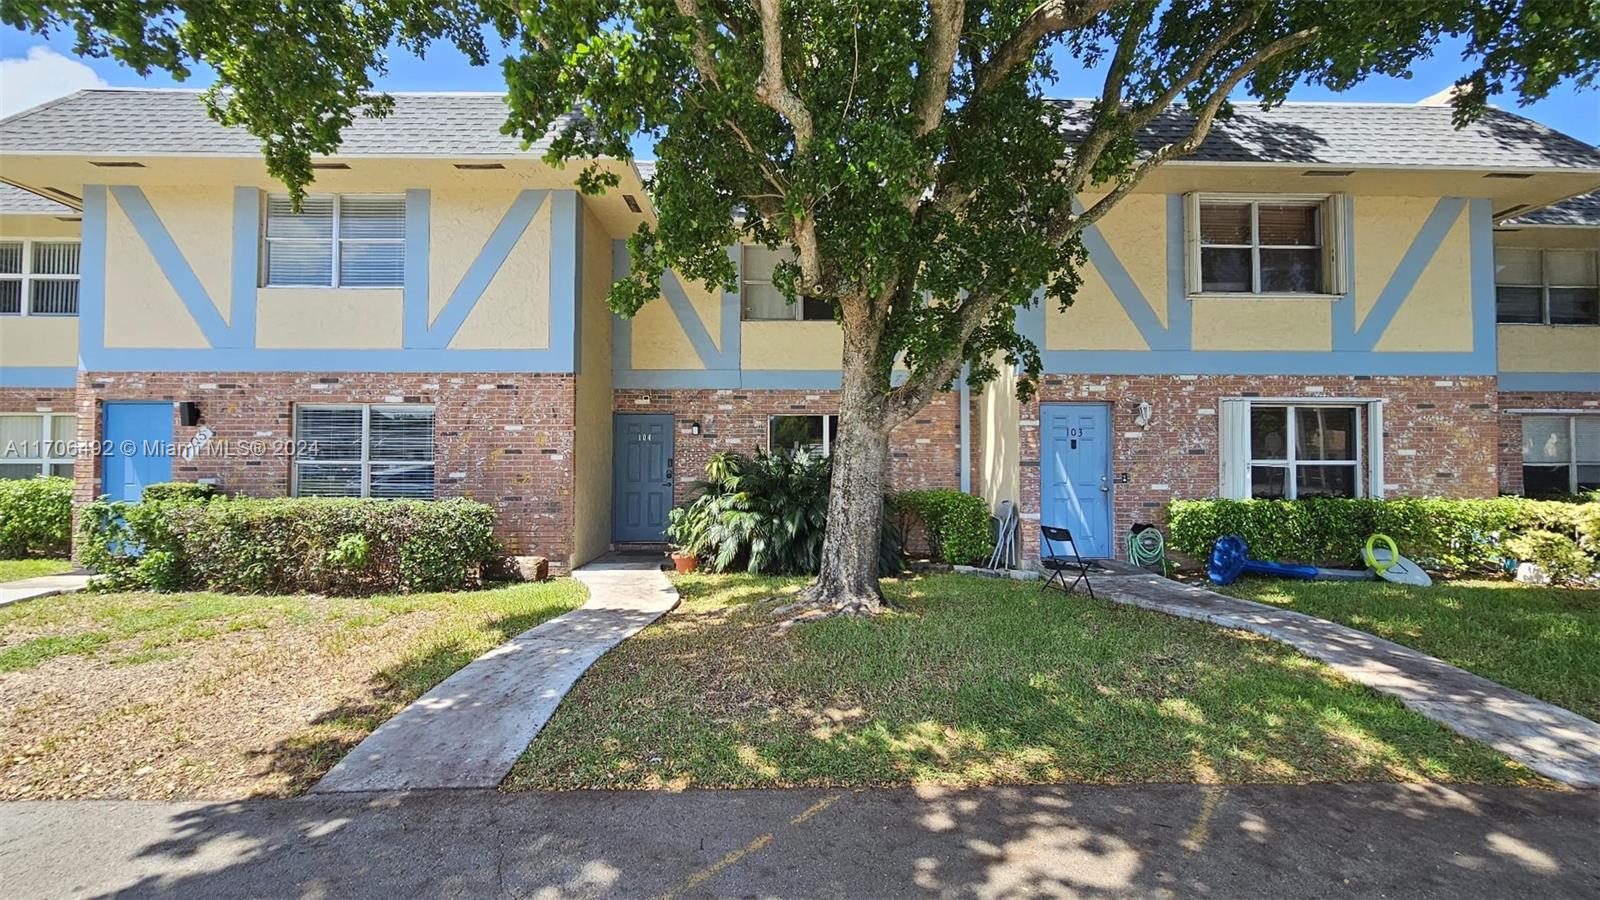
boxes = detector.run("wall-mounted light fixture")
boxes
[1134,401,1153,429]
[178,402,202,427]
[689,422,702,435]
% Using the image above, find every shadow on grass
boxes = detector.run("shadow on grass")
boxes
[510,574,1543,791]
[250,601,581,794]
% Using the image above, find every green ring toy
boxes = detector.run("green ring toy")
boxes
[1363,533,1400,574]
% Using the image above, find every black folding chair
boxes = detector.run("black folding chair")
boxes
[1039,525,1095,598]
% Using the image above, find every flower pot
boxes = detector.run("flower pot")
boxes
[671,553,699,574]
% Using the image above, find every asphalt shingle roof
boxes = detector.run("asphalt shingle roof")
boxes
[0,89,582,157]
[1050,100,1600,171]
[0,182,73,215]
[1506,190,1600,226]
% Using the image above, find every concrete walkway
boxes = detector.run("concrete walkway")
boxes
[0,572,91,608]
[3,784,1595,899]
[1081,572,1600,789]
[313,555,678,792]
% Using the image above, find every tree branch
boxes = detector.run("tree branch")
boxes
[912,0,965,137]
[1065,26,1320,237]
[751,0,823,286]
[975,0,1120,92]
[673,0,722,88]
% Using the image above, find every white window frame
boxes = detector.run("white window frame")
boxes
[0,238,82,317]
[292,403,435,499]
[767,414,838,455]
[262,193,406,289]
[1184,192,1347,300]
[1519,413,1600,495]
[0,412,77,477]
[741,245,832,321]
[1220,398,1378,500]
[1494,247,1600,325]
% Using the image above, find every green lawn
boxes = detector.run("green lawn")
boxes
[0,580,585,799]
[1216,578,1600,721]
[506,573,1541,791]
[0,559,72,583]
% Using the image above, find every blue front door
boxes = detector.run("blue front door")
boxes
[1041,403,1112,558]
[613,414,674,542]
[103,402,173,502]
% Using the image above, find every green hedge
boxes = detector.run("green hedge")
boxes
[79,493,497,595]
[894,489,994,565]
[0,476,73,559]
[1167,497,1599,576]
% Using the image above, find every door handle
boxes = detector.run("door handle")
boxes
[665,456,675,483]
[1099,474,1109,493]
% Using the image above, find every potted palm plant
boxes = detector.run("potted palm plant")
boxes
[665,504,708,574]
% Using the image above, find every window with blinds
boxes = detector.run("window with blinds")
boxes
[1185,194,1345,297]
[294,404,434,499]
[264,194,405,288]
[1495,248,1600,325]
[1520,415,1600,496]
[0,240,80,316]
[741,245,834,321]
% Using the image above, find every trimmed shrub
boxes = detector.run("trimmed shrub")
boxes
[894,489,994,565]
[1166,497,1598,576]
[139,481,219,503]
[0,476,74,559]
[668,449,903,577]
[79,495,496,595]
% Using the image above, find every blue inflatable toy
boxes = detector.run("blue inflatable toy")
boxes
[1207,535,1374,586]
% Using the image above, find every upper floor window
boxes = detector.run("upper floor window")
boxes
[293,404,434,499]
[741,245,833,321]
[264,194,405,288]
[1186,194,1345,297]
[0,240,80,316]
[1495,248,1599,325]
[1521,414,1599,496]
[0,412,76,479]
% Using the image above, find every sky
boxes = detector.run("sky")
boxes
[3,21,1597,156]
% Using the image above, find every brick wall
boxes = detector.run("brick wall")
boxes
[0,386,77,416]
[1018,374,1500,560]
[1496,390,1600,496]
[612,387,963,506]
[74,372,578,569]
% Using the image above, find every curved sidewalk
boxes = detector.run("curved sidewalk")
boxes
[1087,573,1600,789]
[313,555,677,792]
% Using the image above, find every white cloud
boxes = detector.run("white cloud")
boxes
[1,46,108,119]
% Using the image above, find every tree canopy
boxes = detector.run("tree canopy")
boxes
[8,0,1597,610]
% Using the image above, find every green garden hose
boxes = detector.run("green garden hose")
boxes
[1128,527,1169,576]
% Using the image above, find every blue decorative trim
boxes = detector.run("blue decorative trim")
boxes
[72,347,576,373]
[79,185,107,366]
[1042,349,1496,376]
[1081,213,1170,350]
[420,189,548,349]
[721,246,742,368]
[1164,194,1192,349]
[108,185,231,348]
[403,189,431,347]
[1015,287,1045,373]
[0,367,77,388]
[611,240,632,372]
[660,271,723,368]
[1353,197,1466,350]
[958,363,971,493]
[1469,198,1497,360]
[1498,372,1600,392]
[550,190,579,373]
[614,368,910,390]
[228,187,258,348]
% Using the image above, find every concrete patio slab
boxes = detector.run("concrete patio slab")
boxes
[1080,572,1600,789]
[0,573,91,608]
[312,555,678,792]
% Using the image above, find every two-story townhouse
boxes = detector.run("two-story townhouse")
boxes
[970,103,1600,560]
[2,90,1597,570]
[1493,191,1600,497]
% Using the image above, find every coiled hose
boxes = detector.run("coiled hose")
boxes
[1127,527,1169,576]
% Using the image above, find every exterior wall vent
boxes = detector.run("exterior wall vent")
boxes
[624,194,643,213]
[1484,172,1536,179]
[89,161,144,168]
[1301,169,1354,177]
[454,163,506,171]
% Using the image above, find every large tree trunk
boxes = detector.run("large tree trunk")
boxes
[797,319,894,615]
